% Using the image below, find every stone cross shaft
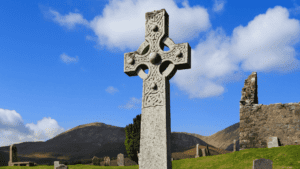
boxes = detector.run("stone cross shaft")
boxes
[124,9,191,169]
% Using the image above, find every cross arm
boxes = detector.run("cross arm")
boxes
[124,40,150,77]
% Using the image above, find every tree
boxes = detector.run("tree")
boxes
[124,114,141,164]
[125,124,134,160]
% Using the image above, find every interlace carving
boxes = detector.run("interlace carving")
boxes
[124,9,191,108]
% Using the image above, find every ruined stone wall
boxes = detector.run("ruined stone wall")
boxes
[239,72,300,150]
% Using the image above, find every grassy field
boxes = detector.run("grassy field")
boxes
[2,145,299,169]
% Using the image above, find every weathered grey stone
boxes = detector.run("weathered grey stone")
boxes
[8,144,18,166]
[233,139,236,152]
[252,158,272,169]
[239,72,300,151]
[267,137,279,148]
[195,144,199,158]
[54,161,60,169]
[8,144,34,167]
[171,158,173,161]
[56,164,68,169]
[123,8,191,169]
[104,156,110,166]
[201,148,206,157]
[117,153,124,166]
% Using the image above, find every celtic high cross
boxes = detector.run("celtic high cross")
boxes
[124,9,191,169]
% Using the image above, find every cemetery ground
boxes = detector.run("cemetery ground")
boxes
[1,145,299,168]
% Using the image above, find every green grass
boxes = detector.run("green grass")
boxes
[2,145,299,169]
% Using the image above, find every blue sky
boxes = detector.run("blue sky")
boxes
[1,0,300,147]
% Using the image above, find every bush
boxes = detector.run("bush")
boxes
[92,158,102,166]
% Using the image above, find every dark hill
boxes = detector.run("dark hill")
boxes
[0,122,240,166]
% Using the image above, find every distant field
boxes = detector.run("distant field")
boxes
[2,145,299,169]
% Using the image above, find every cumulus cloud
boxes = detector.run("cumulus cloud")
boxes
[0,108,64,147]
[230,6,300,72]
[46,0,211,51]
[60,53,79,64]
[118,97,142,110]
[46,3,300,100]
[105,86,119,94]
[173,6,300,99]
[48,9,89,29]
[25,117,65,140]
[213,0,225,12]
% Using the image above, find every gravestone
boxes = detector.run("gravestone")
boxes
[123,9,191,169]
[267,137,279,148]
[56,164,68,169]
[252,158,273,169]
[233,139,236,152]
[8,144,18,166]
[195,144,199,158]
[171,158,173,161]
[104,156,110,166]
[54,161,60,169]
[206,145,210,156]
[117,153,124,166]
[201,148,206,157]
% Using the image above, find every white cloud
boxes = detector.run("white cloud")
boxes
[230,6,300,72]
[118,97,142,110]
[105,86,119,94]
[60,53,79,64]
[213,0,225,12]
[47,4,300,100]
[48,9,89,29]
[0,108,64,147]
[47,0,211,51]
[289,0,300,15]
[172,6,300,99]
[0,109,23,126]
[25,117,64,140]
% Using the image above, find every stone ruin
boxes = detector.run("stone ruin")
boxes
[195,144,210,158]
[239,72,300,150]
[8,144,35,166]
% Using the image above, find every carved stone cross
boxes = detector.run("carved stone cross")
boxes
[124,9,191,169]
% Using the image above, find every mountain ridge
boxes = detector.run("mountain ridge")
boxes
[0,121,240,166]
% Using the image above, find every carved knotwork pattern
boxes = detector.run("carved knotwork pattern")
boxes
[161,45,187,63]
[146,11,164,53]
[143,64,165,108]
[124,53,148,71]
[124,9,190,108]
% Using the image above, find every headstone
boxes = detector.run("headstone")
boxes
[8,144,18,166]
[195,144,199,158]
[267,137,279,148]
[233,139,236,152]
[54,161,60,169]
[56,164,68,169]
[171,158,173,161]
[201,148,206,157]
[252,158,273,169]
[206,144,210,156]
[104,156,110,166]
[117,153,124,166]
[124,8,191,169]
